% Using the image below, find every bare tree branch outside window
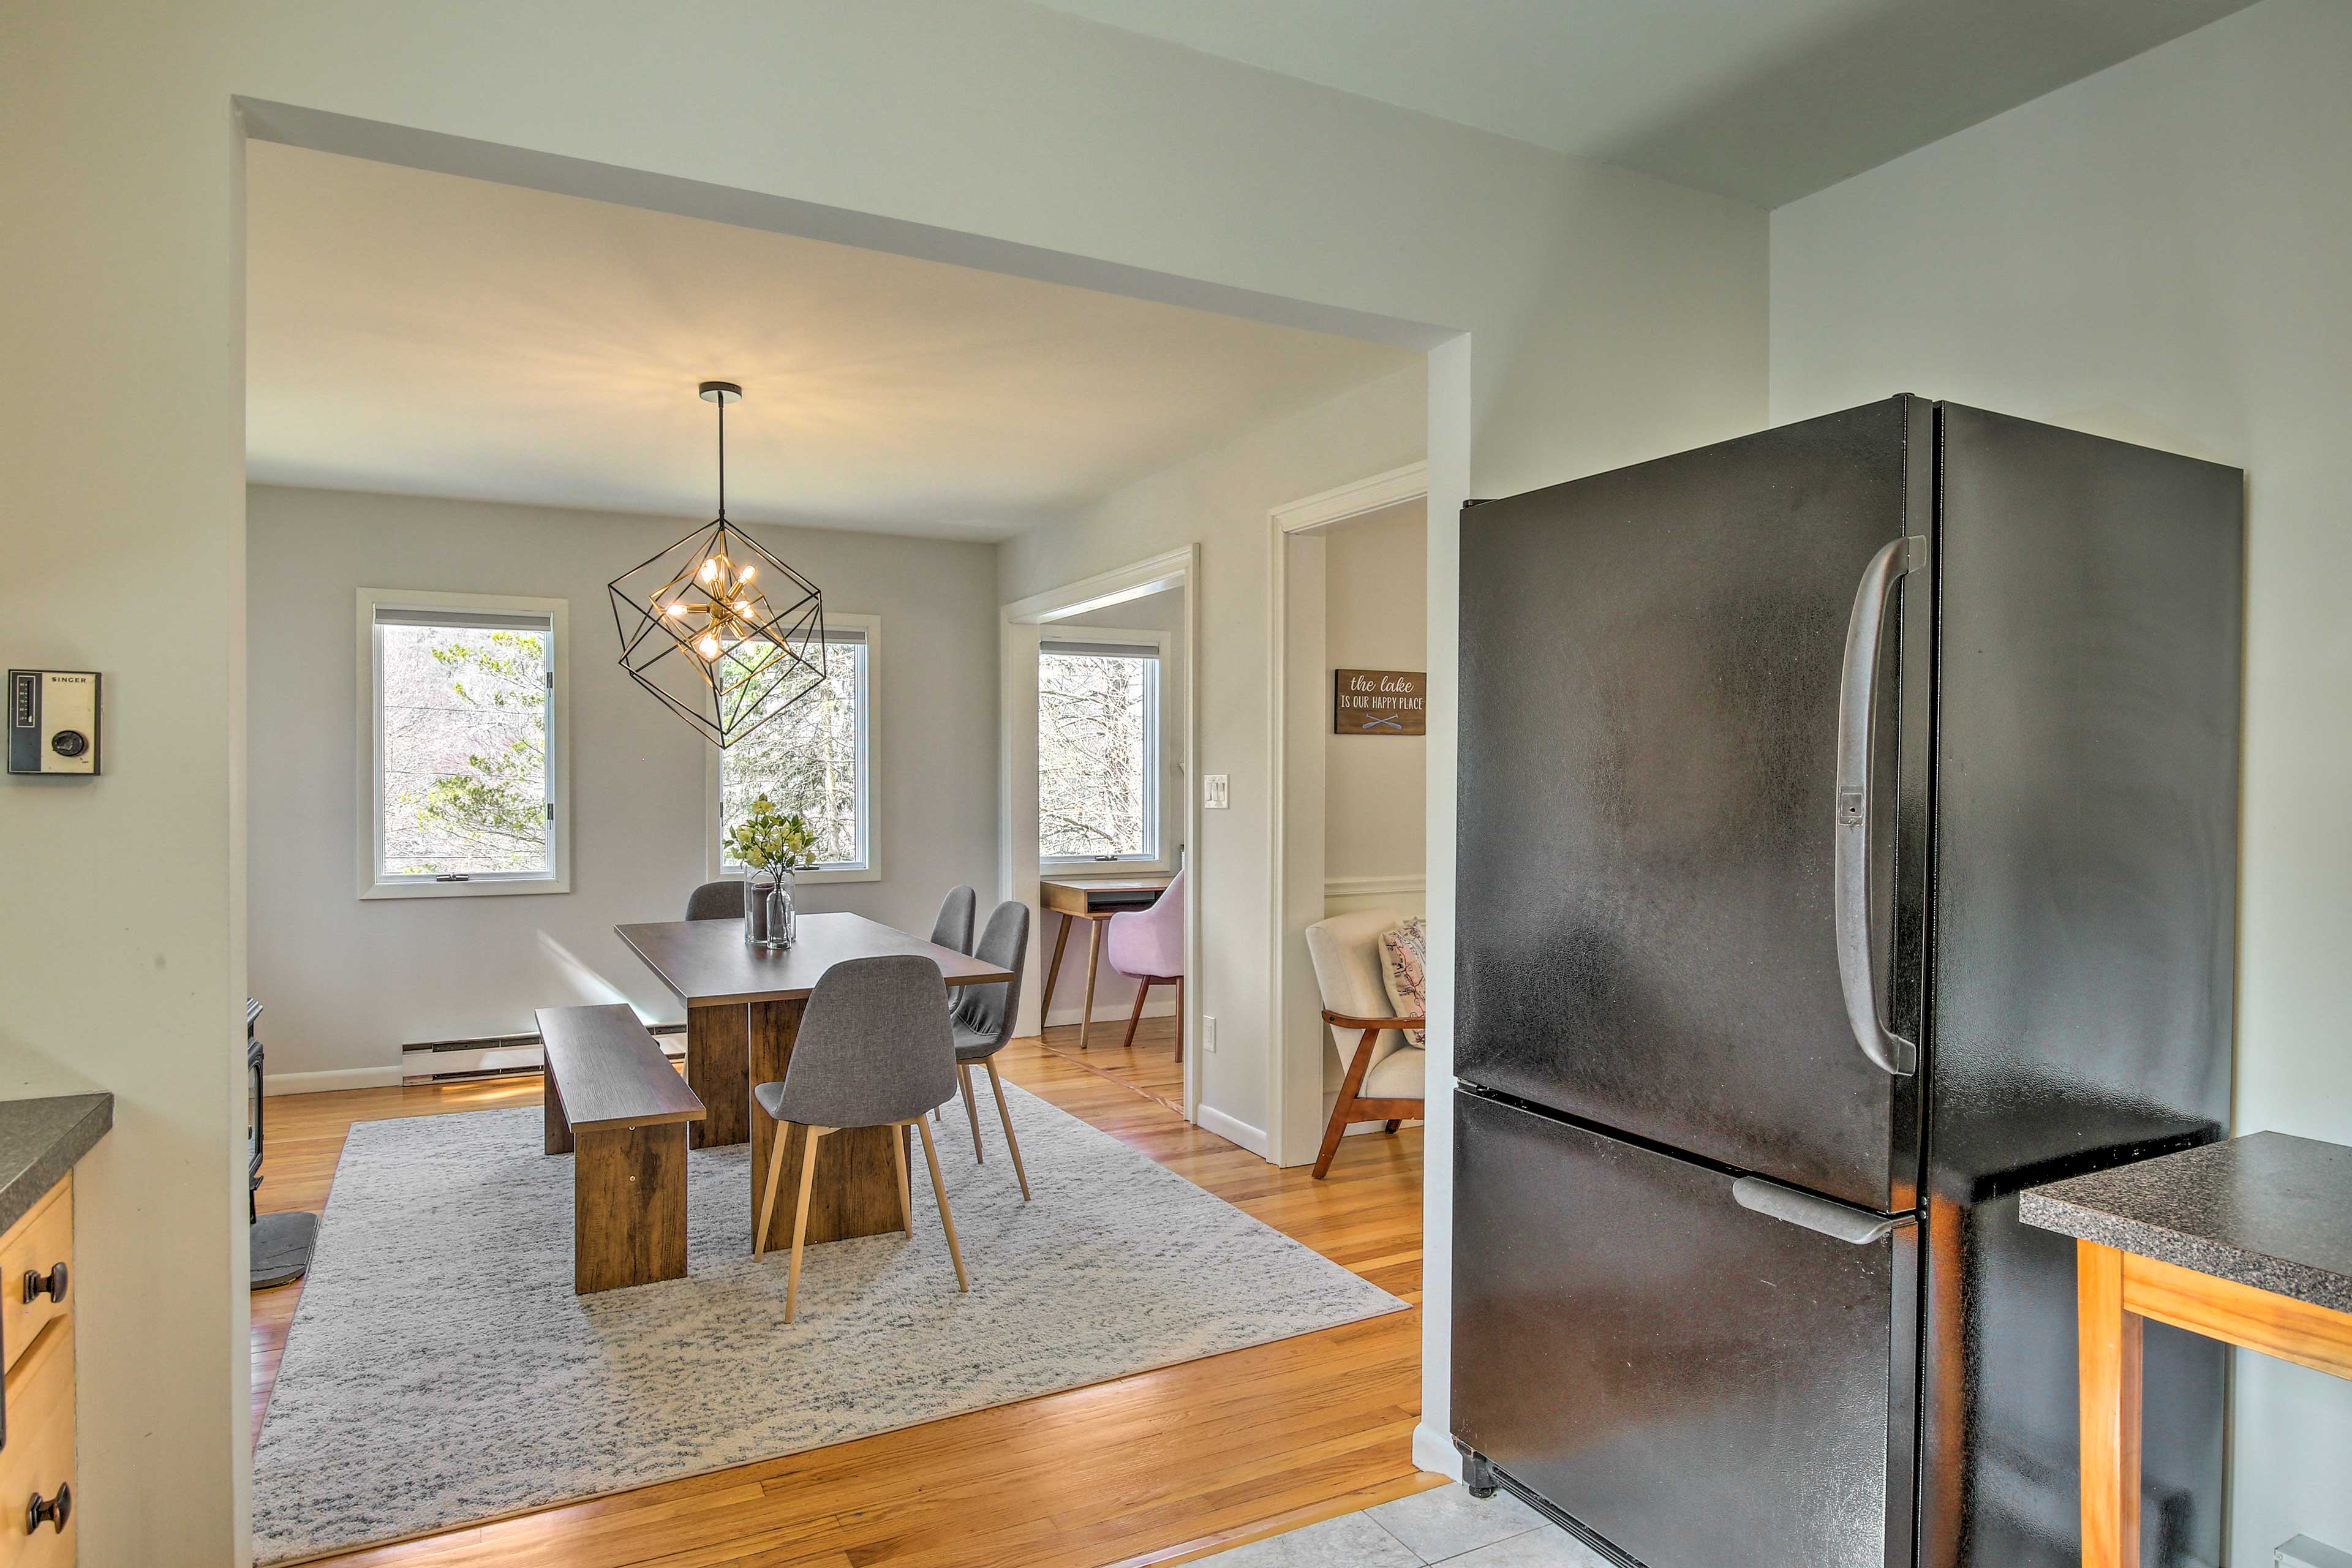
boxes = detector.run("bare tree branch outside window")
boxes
[720,639,865,867]
[1039,649,1151,858]
[380,624,549,876]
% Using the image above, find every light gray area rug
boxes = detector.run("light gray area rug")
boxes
[252,1086,1404,1563]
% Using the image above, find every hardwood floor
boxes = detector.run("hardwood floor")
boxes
[252,1035,1428,1568]
[1036,1013,1185,1114]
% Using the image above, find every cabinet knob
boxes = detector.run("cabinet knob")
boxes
[26,1483,70,1534]
[21,1263,65,1305]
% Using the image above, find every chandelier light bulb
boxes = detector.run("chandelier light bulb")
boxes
[738,565,756,582]
[700,559,720,583]
[697,633,722,660]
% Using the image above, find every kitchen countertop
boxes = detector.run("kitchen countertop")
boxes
[0,1093,113,1234]
[2019,1131,2352,1314]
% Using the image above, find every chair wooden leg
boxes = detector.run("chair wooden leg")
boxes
[985,1057,1031,1202]
[1120,978,1152,1050]
[914,1117,970,1294]
[892,1121,913,1237]
[1313,1027,1382,1180]
[1174,976,1183,1063]
[754,1111,790,1258]
[783,1128,825,1322]
[958,1061,984,1162]
[1385,1120,1402,1134]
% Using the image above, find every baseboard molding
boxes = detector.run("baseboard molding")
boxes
[263,1065,403,1097]
[1411,1422,1463,1480]
[1193,1102,1268,1158]
[1324,873,1426,900]
[1043,998,1180,1030]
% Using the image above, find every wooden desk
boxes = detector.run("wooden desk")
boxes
[2021,1133,2352,1568]
[1039,876,1170,1049]
[616,913,1012,1253]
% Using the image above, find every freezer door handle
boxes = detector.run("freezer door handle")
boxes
[1733,1175,1911,1245]
[1832,534,1926,1077]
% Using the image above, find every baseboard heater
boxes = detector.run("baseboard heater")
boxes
[401,1025,685,1085]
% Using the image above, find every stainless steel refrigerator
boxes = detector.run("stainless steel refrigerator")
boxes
[1450,397,2240,1568]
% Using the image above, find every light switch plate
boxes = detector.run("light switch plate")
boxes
[7,669,100,776]
[2280,1536,2352,1568]
[1202,773,1229,809]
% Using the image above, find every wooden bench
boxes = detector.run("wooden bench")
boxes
[536,1005,707,1295]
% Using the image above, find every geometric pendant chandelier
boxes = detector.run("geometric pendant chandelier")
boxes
[609,381,828,748]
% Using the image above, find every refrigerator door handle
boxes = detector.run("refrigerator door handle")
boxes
[1833,534,1926,1077]
[1733,1175,1911,1245]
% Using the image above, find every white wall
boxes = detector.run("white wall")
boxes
[1038,587,1186,1030]
[1003,368,1430,1156]
[248,486,999,1080]
[1770,1,2352,1555]
[5,4,1765,1553]
[1316,503,1429,1115]
[1324,502,1428,915]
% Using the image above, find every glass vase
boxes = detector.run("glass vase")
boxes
[765,870,797,949]
[742,870,780,949]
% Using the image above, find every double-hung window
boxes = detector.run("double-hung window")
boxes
[712,616,876,882]
[1038,634,1163,867]
[360,589,570,897]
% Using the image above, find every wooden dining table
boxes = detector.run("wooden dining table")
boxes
[616,912,1012,1253]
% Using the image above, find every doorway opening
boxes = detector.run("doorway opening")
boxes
[1001,550,1199,1121]
[1267,466,1432,1170]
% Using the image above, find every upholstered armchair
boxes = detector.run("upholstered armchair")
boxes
[1302,907,1425,1179]
[1104,869,1185,1058]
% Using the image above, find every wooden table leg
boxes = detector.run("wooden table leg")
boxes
[2078,1239,2143,1568]
[1042,916,1072,1017]
[748,998,908,1253]
[573,1122,688,1294]
[1078,916,1106,1049]
[686,1002,750,1148]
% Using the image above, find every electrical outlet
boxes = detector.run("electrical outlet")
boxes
[1203,773,1229,809]
[1203,1016,1217,1052]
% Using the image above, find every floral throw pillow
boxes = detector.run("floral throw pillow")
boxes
[1378,917,1428,1049]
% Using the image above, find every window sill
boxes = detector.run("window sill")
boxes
[1042,858,1171,876]
[720,865,880,886]
[361,875,571,900]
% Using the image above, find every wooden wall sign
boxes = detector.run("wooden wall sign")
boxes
[1333,669,1427,736]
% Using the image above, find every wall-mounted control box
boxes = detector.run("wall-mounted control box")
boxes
[8,670,101,776]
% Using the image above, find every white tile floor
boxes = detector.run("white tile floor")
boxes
[1194,1485,1611,1567]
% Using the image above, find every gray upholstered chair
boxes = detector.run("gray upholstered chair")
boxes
[685,878,741,922]
[751,954,969,1321]
[930,885,978,955]
[949,900,1033,1200]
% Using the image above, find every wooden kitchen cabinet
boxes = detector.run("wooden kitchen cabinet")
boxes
[0,1177,75,1566]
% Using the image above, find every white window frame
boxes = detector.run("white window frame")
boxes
[1038,628,1169,872]
[357,587,571,900]
[706,612,880,885]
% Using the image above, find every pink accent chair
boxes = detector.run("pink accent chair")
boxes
[1104,870,1185,1060]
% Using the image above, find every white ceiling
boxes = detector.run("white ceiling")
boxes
[245,144,1418,540]
[1022,0,2257,206]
